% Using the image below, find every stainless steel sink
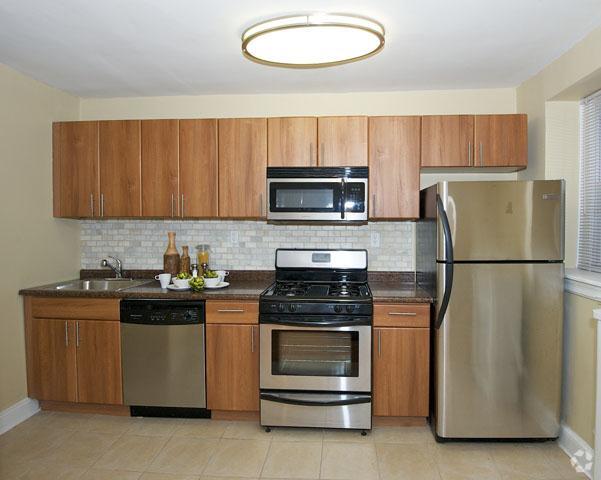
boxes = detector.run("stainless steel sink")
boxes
[55,278,152,291]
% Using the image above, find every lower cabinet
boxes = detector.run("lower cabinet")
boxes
[372,303,430,417]
[25,297,123,405]
[206,324,259,412]
[205,300,259,412]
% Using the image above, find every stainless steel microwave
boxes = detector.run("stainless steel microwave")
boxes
[267,167,368,222]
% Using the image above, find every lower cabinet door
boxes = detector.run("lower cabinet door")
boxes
[29,318,77,402]
[76,320,123,405]
[373,327,430,416]
[206,324,259,411]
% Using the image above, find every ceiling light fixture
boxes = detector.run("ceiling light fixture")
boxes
[241,13,385,68]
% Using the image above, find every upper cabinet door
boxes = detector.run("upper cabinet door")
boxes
[474,114,527,168]
[318,116,368,166]
[141,120,179,217]
[53,121,99,218]
[268,117,317,166]
[99,121,141,217]
[369,116,421,219]
[179,119,218,218]
[421,115,474,167]
[218,118,267,218]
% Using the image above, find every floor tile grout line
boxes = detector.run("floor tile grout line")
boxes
[258,427,275,478]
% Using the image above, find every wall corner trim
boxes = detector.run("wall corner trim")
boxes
[0,397,40,435]
[559,423,594,479]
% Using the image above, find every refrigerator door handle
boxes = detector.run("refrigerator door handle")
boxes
[436,195,454,329]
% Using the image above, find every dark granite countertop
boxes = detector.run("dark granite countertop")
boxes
[19,270,434,303]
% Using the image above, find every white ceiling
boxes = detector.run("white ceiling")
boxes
[1,0,601,97]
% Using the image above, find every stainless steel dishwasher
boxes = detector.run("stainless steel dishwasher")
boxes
[121,299,207,416]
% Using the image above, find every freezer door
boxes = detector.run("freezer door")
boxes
[435,262,563,439]
[437,180,564,261]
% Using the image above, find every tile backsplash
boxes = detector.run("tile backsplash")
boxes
[81,220,415,271]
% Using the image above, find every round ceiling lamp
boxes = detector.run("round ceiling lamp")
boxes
[241,13,385,68]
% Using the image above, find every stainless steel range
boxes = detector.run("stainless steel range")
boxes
[259,249,373,432]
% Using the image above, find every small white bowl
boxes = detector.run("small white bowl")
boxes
[203,276,220,287]
[172,278,190,288]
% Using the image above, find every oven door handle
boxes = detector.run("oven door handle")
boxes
[260,318,371,327]
[260,392,371,407]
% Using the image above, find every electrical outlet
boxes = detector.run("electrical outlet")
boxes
[230,230,239,244]
[371,231,380,248]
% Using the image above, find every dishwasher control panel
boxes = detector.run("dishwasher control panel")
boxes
[121,299,204,325]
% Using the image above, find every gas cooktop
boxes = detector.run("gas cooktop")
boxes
[259,249,373,316]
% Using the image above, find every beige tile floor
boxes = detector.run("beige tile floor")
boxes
[0,411,587,480]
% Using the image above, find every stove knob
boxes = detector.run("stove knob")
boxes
[277,304,286,313]
[346,305,355,313]
[288,304,297,313]
[334,305,343,313]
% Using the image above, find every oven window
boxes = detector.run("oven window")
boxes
[271,330,359,377]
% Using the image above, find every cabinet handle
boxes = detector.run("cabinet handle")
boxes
[388,312,417,316]
[259,193,263,217]
[65,321,68,347]
[171,194,175,217]
[479,142,483,166]
[468,141,472,166]
[320,143,325,164]
[251,326,255,353]
[378,330,381,357]
[372,194,376,216]
[181,194,185,217]
[309,143,313,164]
[90,194,94,216]
[217,309,245,313]
[76,321,80,347]
[100,194,104,217]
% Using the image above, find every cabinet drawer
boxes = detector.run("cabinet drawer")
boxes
[373,303,430,327]
[31,297,120,321]
[206,301,259,324]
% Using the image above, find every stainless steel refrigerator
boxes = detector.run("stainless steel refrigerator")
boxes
[417,180,565,440]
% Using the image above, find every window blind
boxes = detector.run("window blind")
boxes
[578,90,601,273]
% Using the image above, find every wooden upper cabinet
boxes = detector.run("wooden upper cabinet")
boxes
[179,119,218,217]
[141,120,179,217]
[28,318,77,402]
[421,115,474,167]
[53,121,99,218]
[373,327,430,417]
[206,324,259,411]
[99,121,141,217]
[218,118,267,218]
[76,320,123,405]
[318,116,368,166]
[369,116,421,219]
[474,114,527,168]
[268,117,317,166]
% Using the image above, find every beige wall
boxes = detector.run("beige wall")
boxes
[563,292,599,447]
[0,64,80,410]
[80,88,516,119]
[545,102,580,267]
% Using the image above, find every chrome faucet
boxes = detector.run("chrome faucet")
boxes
[101,256,124,278]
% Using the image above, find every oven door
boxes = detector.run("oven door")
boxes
[267,178,367,221]
[260,318,371,392]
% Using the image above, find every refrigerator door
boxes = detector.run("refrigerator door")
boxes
[437,180,564,261]
[435,262,563,439]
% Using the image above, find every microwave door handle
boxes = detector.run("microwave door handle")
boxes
[340,178,346,220]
